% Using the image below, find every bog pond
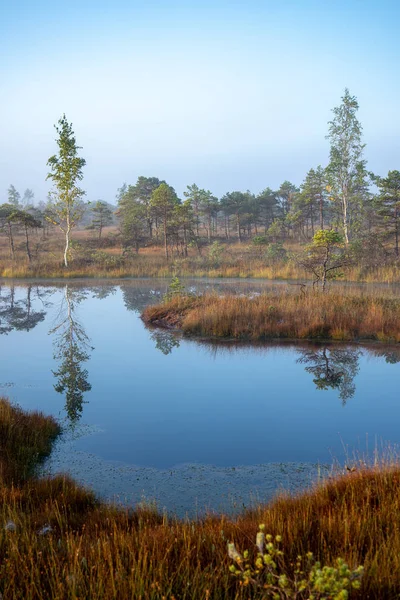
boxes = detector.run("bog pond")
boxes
[1,278,399,516]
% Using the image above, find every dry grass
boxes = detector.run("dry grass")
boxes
[143,289,400,342]
[2,398,400,597]
[0,398,60,486]
[3,256,400,283]
[1,229,400,282]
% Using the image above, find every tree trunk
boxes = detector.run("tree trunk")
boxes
[310,205,315,237]
[24,224,32,262]
[8,222,15,260]
[236,214,242,243]
[322,245,330,292]
[163,216,168,259]
[319,196,324,230]
[64,218,70,267]
[183,226,188,257]
[342,192,349,244]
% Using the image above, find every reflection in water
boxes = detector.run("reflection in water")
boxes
[2,281,396,419]
[150,330,180,355]
[0,285,47,334]
[195,340,364,405]
[0,281,400,496]
[297,347,361,404]
[86,285,117,300]
[49,286,93,422]
[370,347,400,364]
[120,279,280,315]
[122,285,165,313]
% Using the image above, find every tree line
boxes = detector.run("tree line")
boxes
[116,89,400,261]
[1,89,399,268]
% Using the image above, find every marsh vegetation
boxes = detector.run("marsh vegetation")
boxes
[143,286,400,343]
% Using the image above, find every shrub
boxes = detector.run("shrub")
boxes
[228,525,363,599]
[208,241,225,267]
[265,242,288,263]
[89,250,125,268]
[252,235,269,246]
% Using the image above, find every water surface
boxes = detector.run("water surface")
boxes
[1,279,399,515]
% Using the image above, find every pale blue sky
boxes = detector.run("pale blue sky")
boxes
[1,0,399,203]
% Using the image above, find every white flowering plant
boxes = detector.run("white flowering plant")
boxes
[228,524,363,599]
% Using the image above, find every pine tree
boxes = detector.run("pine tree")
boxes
[375,170,400,256]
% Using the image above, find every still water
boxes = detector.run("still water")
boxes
[1,279,399,515]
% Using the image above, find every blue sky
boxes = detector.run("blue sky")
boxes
[1,0,399,203]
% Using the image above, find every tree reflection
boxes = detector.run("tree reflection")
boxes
[86,285,117,300]
[369,347,400,364]
[297,346,361,404]
[0,285,47,334]
[122,284,165,313]
[50,286,93,422]
[150,330,180,355]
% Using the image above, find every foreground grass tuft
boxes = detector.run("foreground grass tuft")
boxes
[0,398,61,485]
[143,290,400,343]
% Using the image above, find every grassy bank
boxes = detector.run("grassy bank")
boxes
[143,290,400,343]
[0,398,60,485]
[0,233,400,282]
[3,398,400,598]
[2,258,400,283]
[0,252,309,280]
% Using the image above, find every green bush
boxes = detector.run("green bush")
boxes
[208,241,225,267]
[252,235,269,246]
[265,242,288,263]
[90,250,124,268]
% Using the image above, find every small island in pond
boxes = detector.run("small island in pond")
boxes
[142,288,400,343]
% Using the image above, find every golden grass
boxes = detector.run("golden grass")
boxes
[2,398,400,597]
[3,257,400,283]
[143,289,400,342]
[1,230,399,282]
[0,253,304,280]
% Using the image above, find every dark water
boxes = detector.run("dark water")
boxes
[1,279,399,515]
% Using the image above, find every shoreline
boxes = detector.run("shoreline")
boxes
[0,262,399,284]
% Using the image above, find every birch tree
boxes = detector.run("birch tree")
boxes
[46,115,86,267]
[326,89,366,244]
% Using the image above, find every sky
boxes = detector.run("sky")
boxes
[1,0,399,204]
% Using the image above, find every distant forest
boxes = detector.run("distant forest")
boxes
[1,89,399,276]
